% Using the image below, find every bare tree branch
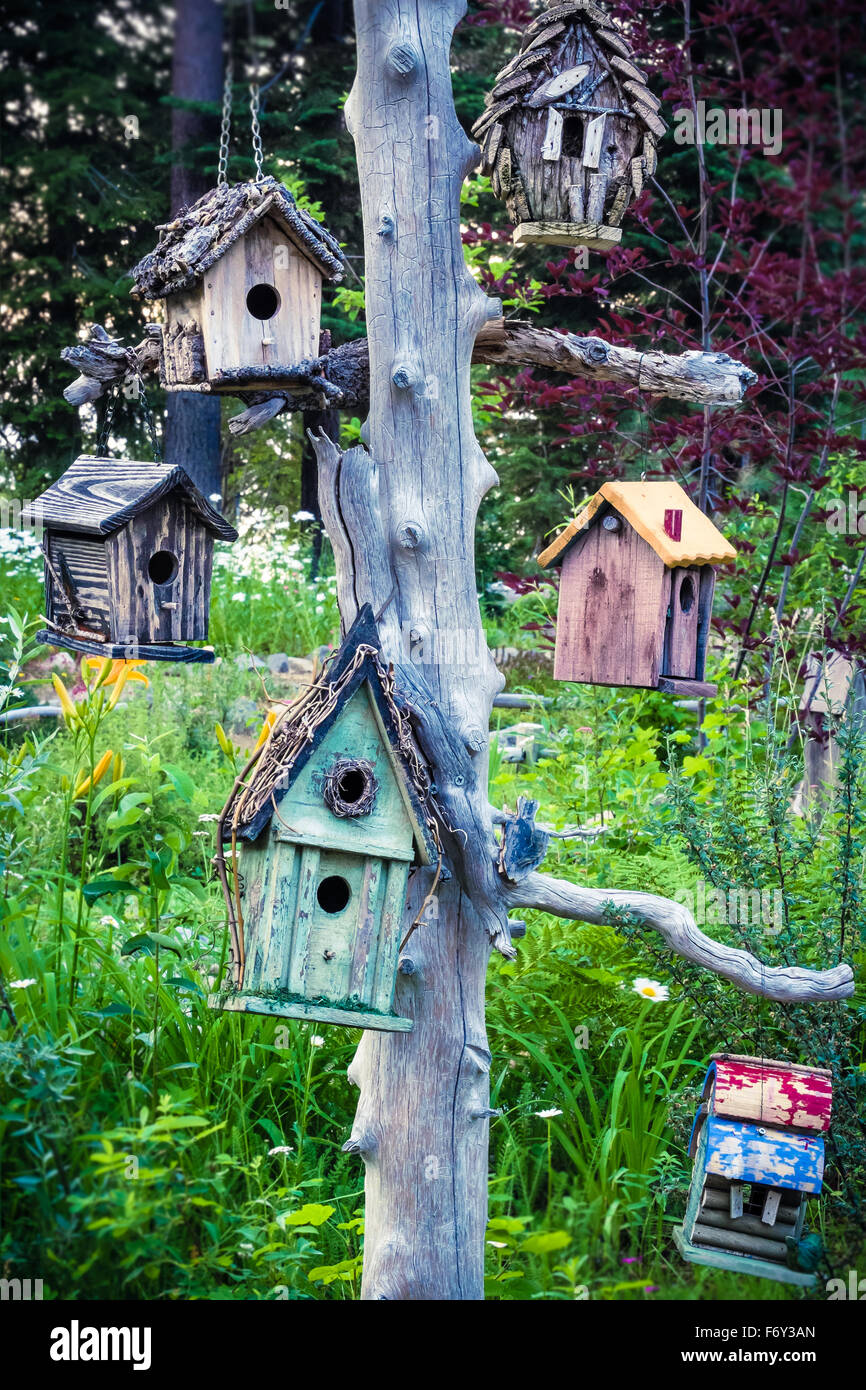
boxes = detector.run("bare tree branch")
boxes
[506,872,855,1003]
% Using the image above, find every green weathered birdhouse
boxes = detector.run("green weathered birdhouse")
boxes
[209,608,440,1032]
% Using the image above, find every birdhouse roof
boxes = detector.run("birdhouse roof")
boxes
[537,480,737,568]
[472,0,667,168]
[130,177,344,300]
[701,1053,832,1134]
[24,456,238,541]
[690,1113,825,1195]
[221,606,440,863]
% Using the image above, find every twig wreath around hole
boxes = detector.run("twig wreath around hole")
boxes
[322,757,379,818]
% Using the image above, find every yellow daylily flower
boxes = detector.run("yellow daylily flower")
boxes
[73,749,114,800]
[106,666,131,710]
[215,722,233,757]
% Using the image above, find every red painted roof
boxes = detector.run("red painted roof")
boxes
[701,1053,832,1134]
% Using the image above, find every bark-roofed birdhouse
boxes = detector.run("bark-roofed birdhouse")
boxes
[130,177,344,393]
[674,1054,832,1286]
[210,606,441,1033]
[472,0,666,250]
[537,480,736,697]
[25,456,237,663]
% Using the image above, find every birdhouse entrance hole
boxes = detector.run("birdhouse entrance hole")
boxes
[323,757,379,818]
[679,574,695,613]
[148,550,179,585]
[317,874,351,914]
[246,283,281,320]
[561,115,584,159]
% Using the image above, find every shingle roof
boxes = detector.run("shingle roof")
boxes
[538,480,737,569]
[472,0,667,165]
[130,177,344,300]
[221,606,439,861]
[23,456,238,541]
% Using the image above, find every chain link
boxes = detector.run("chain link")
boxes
[217,59,233,187]
[249,83,264,182]
[94,376,160,463]
[96,384,119,457]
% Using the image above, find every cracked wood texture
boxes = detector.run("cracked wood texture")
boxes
[322,0,504,1301]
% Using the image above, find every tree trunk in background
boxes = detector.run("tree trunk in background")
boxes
[165,0,224,500]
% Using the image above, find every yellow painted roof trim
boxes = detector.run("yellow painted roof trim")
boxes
[537,480,737,569]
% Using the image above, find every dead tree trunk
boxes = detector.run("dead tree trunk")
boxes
[313,0,502,1301]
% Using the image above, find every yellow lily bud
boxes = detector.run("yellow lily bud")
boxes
[111,752,124,784]
[253,708,279,753]
[52,674,78,725]
[215,722,233,757]
[73,748,114,799]
[106,667,131,711]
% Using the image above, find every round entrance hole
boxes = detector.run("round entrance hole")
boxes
[246,283,281,320]
[317,875,351,915]
[336,766,368,805]
[148,550,179,585]
[679,575,696,614]
[323,757,379,818]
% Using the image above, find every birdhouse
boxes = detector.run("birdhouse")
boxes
[675,1054,833,1286]
[25,455,238,663]
[209,607,440,1033]
[472,0,666,250]
[130,177,343,393]
[537,481,736,697]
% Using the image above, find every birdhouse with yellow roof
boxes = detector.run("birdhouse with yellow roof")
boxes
[537,480,736,696]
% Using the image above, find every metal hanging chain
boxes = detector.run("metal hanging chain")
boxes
[94,377,161,463]
[217,58,234,187]
[137,374,162,463]
[249,83,265,182]
[96,383,120,457]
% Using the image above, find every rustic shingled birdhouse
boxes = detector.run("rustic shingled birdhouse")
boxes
[25,456,237,663]
[472,0,666,249]
[130,177,344,393]
[210,608,441,1033]
[537,480,736,696]
[675,1054,833,1286]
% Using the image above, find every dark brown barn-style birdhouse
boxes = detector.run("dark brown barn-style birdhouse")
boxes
[25,456,238,663]
[472,0,666,250]
[537,481,736,696]
[210,607,441,1033]
[130,178,343,392]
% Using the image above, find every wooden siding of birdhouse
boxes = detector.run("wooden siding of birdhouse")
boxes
[45,533,111,638]
[553,511,671,687]
[701,1055,833,1134]
[505,25,641,229]
[199,217,322,381]
[238,837,410,1016]
[661,564,715,681]
[163,291,207,387]
[104,494,213,646]
[235,684,418,1018]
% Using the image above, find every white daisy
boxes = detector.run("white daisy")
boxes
[632,978,670,1002]
[535,1107,563,1119]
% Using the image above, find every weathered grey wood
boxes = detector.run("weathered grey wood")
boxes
[314,0,504,1300]
[729,1181,744,1219]
[698,1207,796,1241]
[507,873,854,1001]
[762,1188,783,1226]
[692,1221,788,1262]
[61,321,758,421]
